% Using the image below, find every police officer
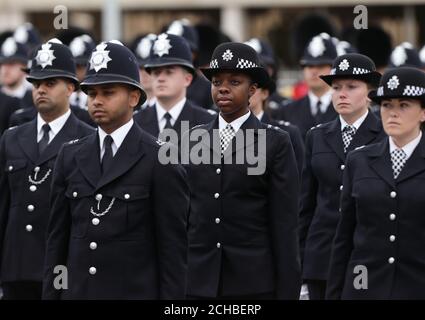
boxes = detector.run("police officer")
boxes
[42,41,189,299]
[134,33,215,141]
[388,42,424,69]
[299,53,386,300]
[279,33,338,140]
[327,67,425,299]
[0,38,94,300]
[185,42,301,299]
[0,37,33,107]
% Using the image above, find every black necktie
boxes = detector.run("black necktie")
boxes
[315,100,322,120]
[101,135,114,173]
[163,112,173,130]
[38,123,51,155]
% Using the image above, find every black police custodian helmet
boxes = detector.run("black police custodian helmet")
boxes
[166,19,199,53]
[0,36,29,64]
[131,33,156,68]
[144,33,195,75]
[26,38,79,89]
[300,33,338,66]
[320,53,381,87]
[69,34,96,66]
[200,42,269,87]
[80,40,147,106]
[369,67,425,104]
[244,38,276,67]
[388,42,424,69]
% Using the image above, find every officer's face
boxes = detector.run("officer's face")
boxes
[303,65,332,91]
[86,84,140,134]
[32,78,74,114]
[151,66,193,101]
[211,72,257,123]
[0,61,26,87]
[331,79,370,119]
[381,98,425,143]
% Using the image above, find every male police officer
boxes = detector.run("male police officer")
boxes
[134,33,215,141]
[42,41,189,299]
[0,38,94,300]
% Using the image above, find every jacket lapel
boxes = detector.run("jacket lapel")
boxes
[139,106,160,138]
[36,113,81,165]
[96,123,146,190]
[18,119,38,163]
[396,134,425,183]
[173,101,194,137]
[368,138,395,188]
[75,132,101,188]
[324,117,345,162]
[346,111,383,153]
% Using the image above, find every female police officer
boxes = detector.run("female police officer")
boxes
[327,67,425,299]
[299,53,386,299]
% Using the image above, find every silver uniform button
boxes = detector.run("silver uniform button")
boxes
[8,166,13,171]
[390,191,397,198]
[389,235,396,242]
[388,257,395,264]
[216,242,221,248]
[34,166,40,173]
[29,185,37,192]
[90,242,97,250]
[92,218,100,225]
[124,194,130,200]
[73,192,78,198]
[27,205,35,212]
[216,168,221,174]
[340,164,345,170]
[389,213,396,221]
[215,218,220,224]
[214,193,220,199]
[339,185,343,191]
[95,194,102,201]
[89,267,97,275]
[26,224,33,232]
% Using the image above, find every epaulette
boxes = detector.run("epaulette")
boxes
[13,108,26,115]
[278,120,291,127]
[66,139,80,145]
[355,145,366,151]
[311,123,322,130]
[207,109,217,115]
[156,139,166,146]
[7,126,17,131]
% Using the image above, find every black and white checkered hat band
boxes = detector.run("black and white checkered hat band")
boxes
[403,85,425,96]
[353,67,370,74]
[210,59,219,68]
[236,58,258,69]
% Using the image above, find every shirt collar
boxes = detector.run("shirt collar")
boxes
[389,130,422,161]
[98,118,134,151]
[308,89,333,113]
[37,109,71,137]
[2,81,28,99]
[340,109,369,131]
[156,98,186,122]
[219,110,251,133]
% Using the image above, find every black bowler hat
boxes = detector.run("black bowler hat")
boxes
[369,67,425,104]
[0,36,29,64]
[388,42,424,68]
[69,34,96,66]
[320,53,381,86]
[166,19,199,52]
[131,33,156,67]
[13,23,42,51]
[80,40,147,105]
[244,38,276,66]
[26,38,79,89]
[200,42,269,87]
[144,33,195,74]
[300,33,337,66]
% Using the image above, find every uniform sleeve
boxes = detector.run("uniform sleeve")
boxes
[268,130,301,299]
[298,129,318,266]
[0,132,11,278]
[326,153,357,299]
[153,157,189,299]
[42,145,71,300]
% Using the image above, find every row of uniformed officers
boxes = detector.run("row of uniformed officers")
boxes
[1,28,425,299]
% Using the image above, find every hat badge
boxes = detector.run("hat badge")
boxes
[153,33,172,57]
[222,49,233,61]
[387,75,400,90]
[89,43,112,72]
[1,37,17,57]
[338,59,350,71]
[36,43,56,69]
[307,36,326,58]
[391,46,407,67]
[136,36,154,59]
